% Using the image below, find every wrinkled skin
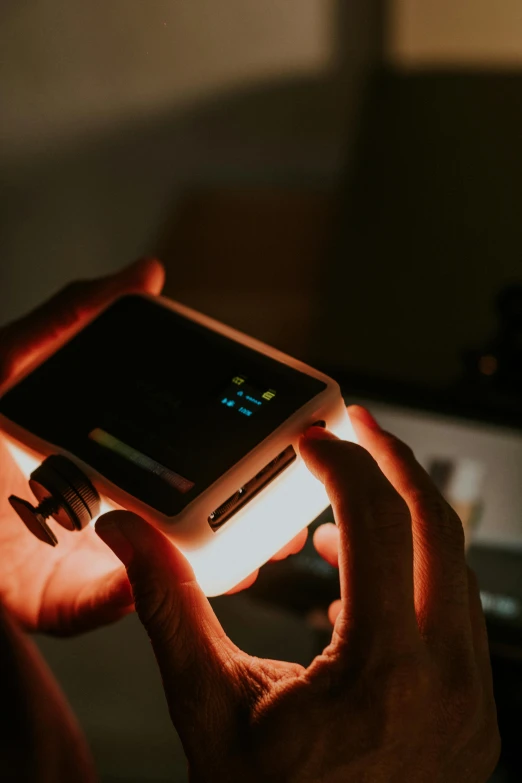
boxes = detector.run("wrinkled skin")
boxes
[97,408,500,783]
[0,261,500,781]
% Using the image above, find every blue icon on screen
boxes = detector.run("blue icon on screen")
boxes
[237,390,244,397]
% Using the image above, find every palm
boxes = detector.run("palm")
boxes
[0,435,130,633]
[0,259,164,633]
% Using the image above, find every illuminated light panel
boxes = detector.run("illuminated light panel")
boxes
[89,496,119,526]
[179,410,355,596]
[4,412,356,598]
[4,439,41,478]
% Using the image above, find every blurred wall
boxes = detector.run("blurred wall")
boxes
[0,0,332,163]
[0,7,384,779]
[0,0,383,327]
[317,2,522,386]
[389,0,522,67]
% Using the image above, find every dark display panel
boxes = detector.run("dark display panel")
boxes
[0,296,325,516]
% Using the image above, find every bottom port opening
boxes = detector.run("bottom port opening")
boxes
[208,445,296,531]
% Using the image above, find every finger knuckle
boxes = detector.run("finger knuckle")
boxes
[382,432,416,463]
[411,490,466,548]
[371,492,410,525]
[377,657,431,719]
[441,668,483,740]
[353,654,432,746]
[410,488,448,521]
[52,281,94,329]
[372,512,412,551]
[322,442,369,484]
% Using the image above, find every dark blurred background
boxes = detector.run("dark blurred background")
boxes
[1,1,522,780]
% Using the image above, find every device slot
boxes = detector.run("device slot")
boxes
[208,445,296,531]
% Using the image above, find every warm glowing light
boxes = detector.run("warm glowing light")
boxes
[4,412,356,598]
[90,497,119,526]
[180,410,355,596]
[5,440,41,478]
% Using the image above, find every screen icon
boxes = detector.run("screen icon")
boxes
[262,390,276,402]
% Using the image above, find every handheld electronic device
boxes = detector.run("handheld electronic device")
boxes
[0,294,353,595]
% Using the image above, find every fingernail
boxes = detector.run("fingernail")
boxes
[302,426,338,442]
[347,405,380,430]
[95,515,135,566]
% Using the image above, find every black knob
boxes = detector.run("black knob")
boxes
[9,455,101,546]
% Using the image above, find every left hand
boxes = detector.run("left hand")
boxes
[0,258,307,632]
[0,258,165,634]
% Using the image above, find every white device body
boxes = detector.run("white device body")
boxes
[0,295,354,595]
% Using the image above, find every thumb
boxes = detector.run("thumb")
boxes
[95,511,237,734]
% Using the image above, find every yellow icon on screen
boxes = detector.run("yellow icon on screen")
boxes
[232,376,245,386]
[262,390,276,401]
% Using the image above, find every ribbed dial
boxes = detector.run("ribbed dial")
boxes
[29,455,101,531]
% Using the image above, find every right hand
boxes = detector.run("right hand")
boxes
[96,406,500,783]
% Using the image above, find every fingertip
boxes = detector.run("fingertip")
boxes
[95,511,142,566]
[225,569,260,594]
[95,510,167,555]
[271,527,308,560]
[115,257,165,295]
[313,523,340,569]
[95,509,147,536]
[313,521,338,546]
[347,405,380,431]
[328,599,343,625]
[301,426,338,443]
[299,426,339,473]
[97,509,195,583]
[141,257,166,294]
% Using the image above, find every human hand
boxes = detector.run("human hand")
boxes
[96,406,500,783]
[0,259,305,632]
[0,258,165,634]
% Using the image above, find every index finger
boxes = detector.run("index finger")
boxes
[300,428,419,655]
[347,406,471,649]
